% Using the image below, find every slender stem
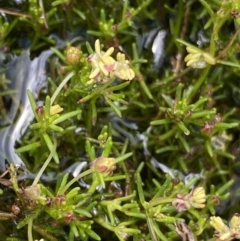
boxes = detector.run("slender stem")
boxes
[87,173,101,194]
[0,8,31,18]
[60,169,93,194]
[32,136,57,185]
[216,27,240,60]
[51,71,75,104]
[188,66,210,100]
[28,218,33,241]
[94,218,115,231]
[149,197,175,207]
[39,0,49,29]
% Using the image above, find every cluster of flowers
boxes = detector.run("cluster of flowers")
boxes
[172,186,240,241]
[184,46,216,69]
[88,39,135,83]
[172,186,206,212]
[210,215,240,241]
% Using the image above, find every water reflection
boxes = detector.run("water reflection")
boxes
[0,50,53,171]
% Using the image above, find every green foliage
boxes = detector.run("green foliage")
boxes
[1,0,240,240]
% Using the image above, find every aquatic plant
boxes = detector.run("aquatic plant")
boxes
[0,0,240,240]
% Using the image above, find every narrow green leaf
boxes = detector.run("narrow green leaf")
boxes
[57,173,69,194]
[217,60,240,68]
[106,81,130,91]
[217,180,234,196]
[44,96,51,118]
[53,110,81,125]
[102,137,112,157]
[162,94,174,107]
[176,83,184,101]
[105,97,122,117]
[139,80,153,99]
[74,208,92,218]
[176,122,190,135]
[215,122,238,130]
[43,133,59,163]
[90,99,97,126]
[15,142,41,153]
[27,90,38,120]
[135,173,145,205]
[199,0,215,18]
[205,140,213,157]
[86,141,95,160]
[115,152,133,164]
[86,229,101,241]
[151,119,172,125]
[49,124,64,132]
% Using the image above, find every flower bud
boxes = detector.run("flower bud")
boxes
[54,195,66,207]
[63,210,75,224]
[89,156,116,176]
[66,46,81,65]
[36,106,45,117]
[24,184,41,201]
[212,195,221,206]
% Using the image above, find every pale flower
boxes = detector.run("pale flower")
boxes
[87,39,135,83]
[210,214,240,240]
[189,187,206,208]
[172,194,191,212]
[229,214,240,239]
[210,216,231,240]
[88,39,115,82]
[114,52,135,80]
[184,46,216,69]
[172,187,206,212]
[50,105,63,116]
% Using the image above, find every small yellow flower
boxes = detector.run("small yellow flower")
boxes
[172,186,206,212]
[210,216,231,240]
[184,46,216,69]
[210,216,228,233]
[189,187,206,208]
[88,39,135,83]
[210,214,240,240]
[114,52,135,80]
[88,39,115,81]
[50,105,63,116]
[229,214,240,239]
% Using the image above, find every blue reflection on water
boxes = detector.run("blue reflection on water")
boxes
[0,50,53,171]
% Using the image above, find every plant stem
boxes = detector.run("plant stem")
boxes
[28,218,33,241]
[60,169,93,194]
[32,136,57,185]
[51,71,75,104]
